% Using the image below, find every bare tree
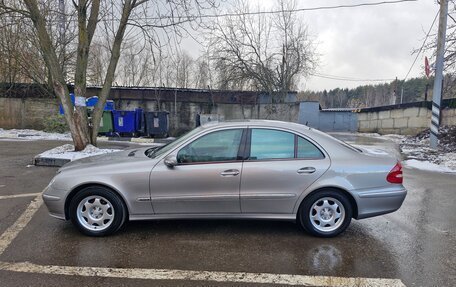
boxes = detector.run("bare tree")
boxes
[1,0,216,150]
[175,51,194,88]
[194,57,210,89]
[208,0,316,102]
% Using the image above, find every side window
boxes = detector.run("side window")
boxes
[177,129,243,163]
[297,136,324,159]
[249,129,294,160]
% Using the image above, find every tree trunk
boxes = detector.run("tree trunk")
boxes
[90,0,134,145]
[24,0,91,151]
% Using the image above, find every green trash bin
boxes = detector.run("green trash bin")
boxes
[98,111,114,134]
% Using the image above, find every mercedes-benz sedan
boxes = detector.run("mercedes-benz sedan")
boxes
[43,120,406,237]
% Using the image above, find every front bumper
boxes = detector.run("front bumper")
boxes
[355,186,407,219]
[42,186,67,220]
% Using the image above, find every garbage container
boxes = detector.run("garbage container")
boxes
[98,111,114,134]
[87,110,114,135]
[135,108,145,136]
[86,96,115,111]
[144,111,169,137]
[112,110,136,135]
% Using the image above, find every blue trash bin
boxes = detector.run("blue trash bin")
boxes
[112,110,136,135]
[135,108,145,135]
[86,97,115,111]
[144,111,169,137]
[105,100,114,111]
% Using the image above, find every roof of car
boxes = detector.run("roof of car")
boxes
[201,119,311,130]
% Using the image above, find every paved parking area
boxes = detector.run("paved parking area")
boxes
[0,139,454,286]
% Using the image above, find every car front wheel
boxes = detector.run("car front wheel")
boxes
[69,186,126,236]
[299,189,352,237]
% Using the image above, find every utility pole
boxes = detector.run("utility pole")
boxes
[430,0,448,149]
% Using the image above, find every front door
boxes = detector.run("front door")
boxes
[150,128,245,214]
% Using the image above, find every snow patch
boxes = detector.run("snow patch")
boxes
[0,128,71,141]
[37,144,120,161]
[404,159,456,173]
[360,127,456,173]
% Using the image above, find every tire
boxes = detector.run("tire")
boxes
[69,186,127,236]
[298,189,352,238]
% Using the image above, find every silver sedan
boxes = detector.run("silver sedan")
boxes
[43,120,406,237]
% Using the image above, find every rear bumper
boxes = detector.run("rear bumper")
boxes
[355,187,407,219]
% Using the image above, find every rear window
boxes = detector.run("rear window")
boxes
[308,128,362,153]
[337,140,362,153]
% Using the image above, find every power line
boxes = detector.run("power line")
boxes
[2,0,418,23]
[403,10,439,81]
[311,73,395,82]
[132,0,418,21]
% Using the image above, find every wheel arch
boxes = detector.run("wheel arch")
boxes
[297,186,359,220]
[64,183,130,220]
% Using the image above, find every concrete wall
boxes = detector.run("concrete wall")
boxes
[1,94,455,136]
[0,97,59,130]
[0,96,298,135]
[358,106,456,135]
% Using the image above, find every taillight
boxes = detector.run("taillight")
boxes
[387,162,403,184]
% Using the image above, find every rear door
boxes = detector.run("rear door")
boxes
[240,128,330,214]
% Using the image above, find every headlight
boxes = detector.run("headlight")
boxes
[47,176,57,188]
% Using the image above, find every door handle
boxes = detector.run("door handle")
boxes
[220,169,240,176]
[297,167,316,174]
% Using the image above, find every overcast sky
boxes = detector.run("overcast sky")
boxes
[180,0,439,91]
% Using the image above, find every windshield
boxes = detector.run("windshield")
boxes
[145,126,204,158]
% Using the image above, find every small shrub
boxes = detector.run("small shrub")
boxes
[43,115,69,133]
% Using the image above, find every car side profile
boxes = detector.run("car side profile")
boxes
[42,120,407,237]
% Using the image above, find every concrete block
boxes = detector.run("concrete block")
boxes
[359,120,369,130]
[368,112,378,120]
[442,115,456,126]
[404,107,419,117]
[381,119,394,128]
[358,113,368,121]
[390,109,404,118]
[368,120,378,129]
[408,116,429,128]
[378,110,391,119]
[394,118,408,128]
[419,107,430,117]
[34,156,70,167]
[442,108,455,118]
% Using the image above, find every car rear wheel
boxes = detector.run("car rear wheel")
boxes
[299,189,352,237]
[69,186,126,236]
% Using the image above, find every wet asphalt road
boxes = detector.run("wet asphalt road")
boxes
[0,138,455,286]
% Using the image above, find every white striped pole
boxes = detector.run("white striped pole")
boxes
[431,101,441,143]
[430,0,448,149]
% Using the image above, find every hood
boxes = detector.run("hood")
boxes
[58,147,152,173]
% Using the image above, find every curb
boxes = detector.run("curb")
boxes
[34,157,70,167]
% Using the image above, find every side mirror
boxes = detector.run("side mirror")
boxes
[164,156,177,168]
